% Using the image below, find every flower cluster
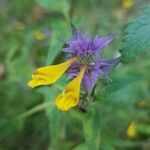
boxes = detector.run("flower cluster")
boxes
[28,24,120,111]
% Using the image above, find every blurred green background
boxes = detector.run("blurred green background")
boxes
[0,0,149,150]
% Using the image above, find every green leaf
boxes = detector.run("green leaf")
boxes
[95,75,140,98]
[73,143,87,150]
[82,103,101,150]
[46,20,70,65]
[39,86,62,149]
[35,0,70,17]
[138,123,150,135]
[120,6,150,63]
[112,139,141,148]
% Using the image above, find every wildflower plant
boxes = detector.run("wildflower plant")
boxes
[1,0,150,149]
[28,24,120,111]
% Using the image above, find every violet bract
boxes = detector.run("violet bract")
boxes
[65,24,120,95]
[28,24,120,111]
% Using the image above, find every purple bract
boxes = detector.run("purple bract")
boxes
[62,24,120,95]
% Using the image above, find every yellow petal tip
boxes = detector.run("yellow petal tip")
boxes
[55,66,87,111]
[27,80,35,88]
[127,122,137,138]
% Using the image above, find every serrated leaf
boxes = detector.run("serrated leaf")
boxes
[120,6,150,63]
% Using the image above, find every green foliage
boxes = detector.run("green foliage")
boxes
[35,0,70,17]
[0,0,150,150]
[82,104,101,150]
[120,6,150,63]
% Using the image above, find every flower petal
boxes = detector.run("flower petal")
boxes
[127,121,137,138]
[83,57,120,95]
[28,58,76,88]
[97,57,120,74]
[55,66,86,111]
[93,35,113,52]
[83,71,99,95]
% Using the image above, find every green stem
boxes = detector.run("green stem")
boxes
[18,101,53,118]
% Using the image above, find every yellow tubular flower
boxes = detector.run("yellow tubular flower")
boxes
[122,0,134,9]
[55,66,87,111]
[127,121,137,138]
[28,58,76,88]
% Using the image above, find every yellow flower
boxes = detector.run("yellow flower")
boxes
[127,121,137,138]
[122,0,134,9]
[55,66,86,111]
[28,58,76,88]
[34,31,46,41]
[15,21,25,30]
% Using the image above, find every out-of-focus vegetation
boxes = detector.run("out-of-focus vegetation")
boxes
[0,0,149,150]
